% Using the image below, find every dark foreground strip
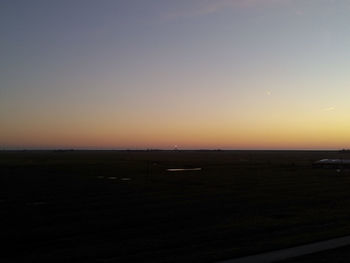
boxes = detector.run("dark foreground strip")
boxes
[219,235,350,263]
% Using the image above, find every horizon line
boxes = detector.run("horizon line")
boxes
[0,148,348,152]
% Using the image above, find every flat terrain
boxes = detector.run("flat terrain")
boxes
[2,150,350,262]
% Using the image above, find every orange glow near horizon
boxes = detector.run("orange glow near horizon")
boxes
[2,113,349,149]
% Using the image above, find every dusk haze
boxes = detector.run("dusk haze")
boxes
[4,2,350,262]
[1,0,350,149]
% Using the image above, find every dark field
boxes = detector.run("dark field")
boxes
[2,150,350,262]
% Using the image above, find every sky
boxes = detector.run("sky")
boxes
[1,0,350,150]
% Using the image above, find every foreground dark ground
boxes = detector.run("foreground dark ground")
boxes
[2,150,350,262]
[282,244,350,263]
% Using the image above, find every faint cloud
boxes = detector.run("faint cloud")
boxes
[295,10,304,16]
[165,0,291,19]
[266,90,272,96]
[323,106,335,112]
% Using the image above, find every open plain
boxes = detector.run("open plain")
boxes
[2,150,350,262]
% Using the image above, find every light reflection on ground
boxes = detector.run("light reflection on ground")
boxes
[167,168,202,172]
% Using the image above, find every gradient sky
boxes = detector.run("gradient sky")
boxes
[1,0,350,149]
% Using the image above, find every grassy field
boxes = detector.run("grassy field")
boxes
[2,150,350,262]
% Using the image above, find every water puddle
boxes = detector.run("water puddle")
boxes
[108,177,117,180]
[120,178,131,181]
[167,168,202,172]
